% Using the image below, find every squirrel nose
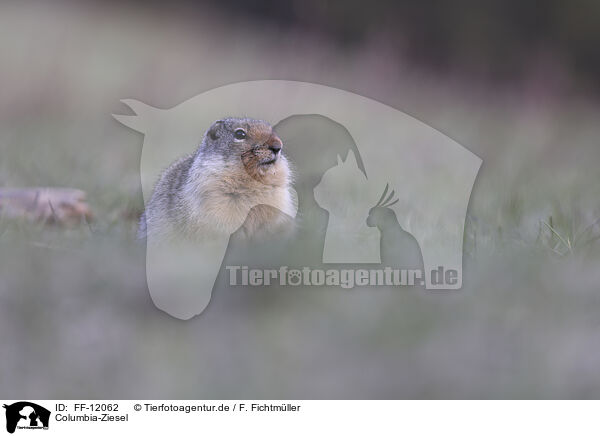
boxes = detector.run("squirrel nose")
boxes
[266,134,283,154]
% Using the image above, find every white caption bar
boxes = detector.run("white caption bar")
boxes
[1,400,597,435]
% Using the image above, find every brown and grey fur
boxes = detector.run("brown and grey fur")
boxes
[139,118,295,240]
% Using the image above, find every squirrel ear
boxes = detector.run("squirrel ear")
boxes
[208,121,222,140]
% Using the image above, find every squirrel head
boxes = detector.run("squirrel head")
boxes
[200,117,289,186]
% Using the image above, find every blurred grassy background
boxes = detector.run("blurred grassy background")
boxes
[0,0,599,398]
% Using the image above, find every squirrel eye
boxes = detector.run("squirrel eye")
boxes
[234,129,247,140]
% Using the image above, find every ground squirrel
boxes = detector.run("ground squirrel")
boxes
[139,117,295,240]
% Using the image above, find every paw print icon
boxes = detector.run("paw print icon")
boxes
[287,270,303,286]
